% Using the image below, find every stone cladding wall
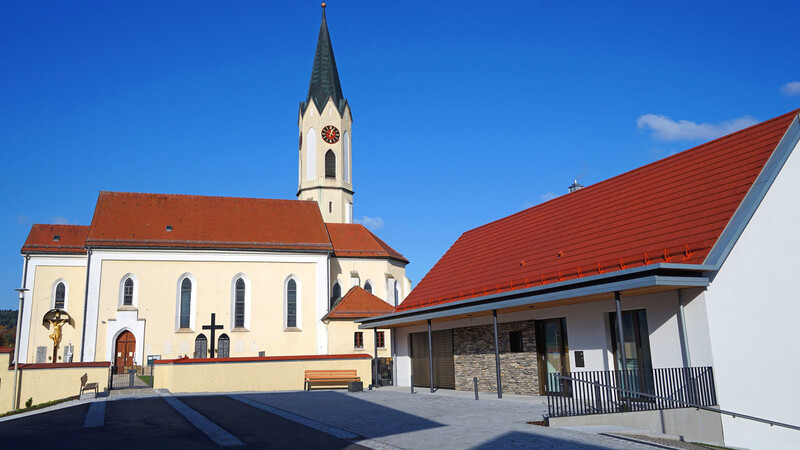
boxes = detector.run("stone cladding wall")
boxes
[453,320,539,395]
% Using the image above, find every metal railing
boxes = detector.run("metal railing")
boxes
[546,367,716,417]
[546,367,800,431]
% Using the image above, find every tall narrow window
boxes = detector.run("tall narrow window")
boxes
[354,332,364,349]
[287,279,297,328]
[123,278,134,306]
[325,150,336,178]
[234,278,245,328]
[194,334,207,358]
[218,334,230,358]
[54,282,66,309]
[330,282,342,309]
[180,278,192,329]
[364,281,372,294]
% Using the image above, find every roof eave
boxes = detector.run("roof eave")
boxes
[359,263,711,329]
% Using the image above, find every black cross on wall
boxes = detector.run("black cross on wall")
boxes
[202,313,224,358]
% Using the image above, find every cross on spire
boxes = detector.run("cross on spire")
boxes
[202,313,224,358]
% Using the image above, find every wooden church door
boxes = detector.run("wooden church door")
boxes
[115,331,136,374]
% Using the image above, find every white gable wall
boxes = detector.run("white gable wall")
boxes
[703,137,800,450]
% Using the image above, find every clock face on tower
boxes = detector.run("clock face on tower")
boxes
[321,125,340,144]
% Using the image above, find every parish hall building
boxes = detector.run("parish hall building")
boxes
[361,108,800,449]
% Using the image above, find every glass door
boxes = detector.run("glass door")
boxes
[536,318,570,395]
[609,309,654,399]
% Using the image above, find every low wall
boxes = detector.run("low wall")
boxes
[548,407,725,446]
[154,354,372,393]
[0,347,110,413]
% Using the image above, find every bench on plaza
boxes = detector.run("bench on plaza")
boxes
[80,373,99,396]
[304,369,360,390]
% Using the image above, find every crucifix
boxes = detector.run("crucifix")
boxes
[202,313,224,358]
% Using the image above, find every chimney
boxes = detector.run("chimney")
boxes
[568,179,584,193]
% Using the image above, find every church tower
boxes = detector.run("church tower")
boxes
[297,4,353,224]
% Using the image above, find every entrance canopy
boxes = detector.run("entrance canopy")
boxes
[359,265,709,329]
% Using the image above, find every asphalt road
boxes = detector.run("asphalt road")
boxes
[0,395,366,449]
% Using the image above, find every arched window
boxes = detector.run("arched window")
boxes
[325,150,336,179]
[54,282,66,309]
[180,278,192,329]
[330,282,342,309]
[364,281,373,294]
[194,334,207,358]
[123,278,134,305]
[218,334,230,358]
[234,278,245,328]
[287,279,297,328]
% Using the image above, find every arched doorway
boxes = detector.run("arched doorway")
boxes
[115,330,136,374]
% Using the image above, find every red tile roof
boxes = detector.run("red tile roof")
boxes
[326,223,408,263]
[397,109,800,313]
[325,286,395,319]
[85,192,333,252]
[21,224,89,254]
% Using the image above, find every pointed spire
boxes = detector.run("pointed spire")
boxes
[304,3,345,114]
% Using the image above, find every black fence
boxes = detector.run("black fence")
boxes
[546,367,717,418]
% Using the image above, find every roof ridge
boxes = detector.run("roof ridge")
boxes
[465,109,800,236]
[98,191,301,203]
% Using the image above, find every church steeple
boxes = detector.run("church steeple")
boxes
[303,3,346,114]
[297,3,354,224]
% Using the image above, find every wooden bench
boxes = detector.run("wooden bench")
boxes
[304,370,360,391]
[80,373,99,396]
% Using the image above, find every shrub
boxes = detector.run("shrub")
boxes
[25,398,32,408]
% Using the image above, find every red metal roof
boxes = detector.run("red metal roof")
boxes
[326,286,395,319]
[397,109,800,313]
[326,223,408,263]
[21,224,89,254]
[85,192,332,252]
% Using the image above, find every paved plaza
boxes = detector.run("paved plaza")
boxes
[0,387,670,449]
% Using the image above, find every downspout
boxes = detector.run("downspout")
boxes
[12,254,30,411]
[80,248,92,362]
[676,290,692,367]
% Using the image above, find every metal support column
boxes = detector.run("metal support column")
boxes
[614,291,627,366]
[492,309,502,398]
[427,319,434,393]
[676,290,691,367]
[614,291,628,405]
[373,328,379,388]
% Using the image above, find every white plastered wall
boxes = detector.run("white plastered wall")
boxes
[701,137,800,450]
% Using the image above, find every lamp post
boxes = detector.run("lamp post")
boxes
[12,288,28,411]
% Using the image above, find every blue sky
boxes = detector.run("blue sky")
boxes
[1,1,798,310]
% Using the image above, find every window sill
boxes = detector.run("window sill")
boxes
[175,328,194,333]
[231,327,249,332]
[354,347,366,351]
[117,305,137,312]
[284,327,302,332]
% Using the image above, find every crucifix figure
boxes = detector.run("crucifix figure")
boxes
[202,313,223,358]
[47,311,69,363]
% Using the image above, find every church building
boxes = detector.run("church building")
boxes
[16,6,410,373]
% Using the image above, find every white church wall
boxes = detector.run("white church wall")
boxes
[702,137,800,450]
[19,255,86,364]
[82,249,327,362]
[331,257,407,305]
